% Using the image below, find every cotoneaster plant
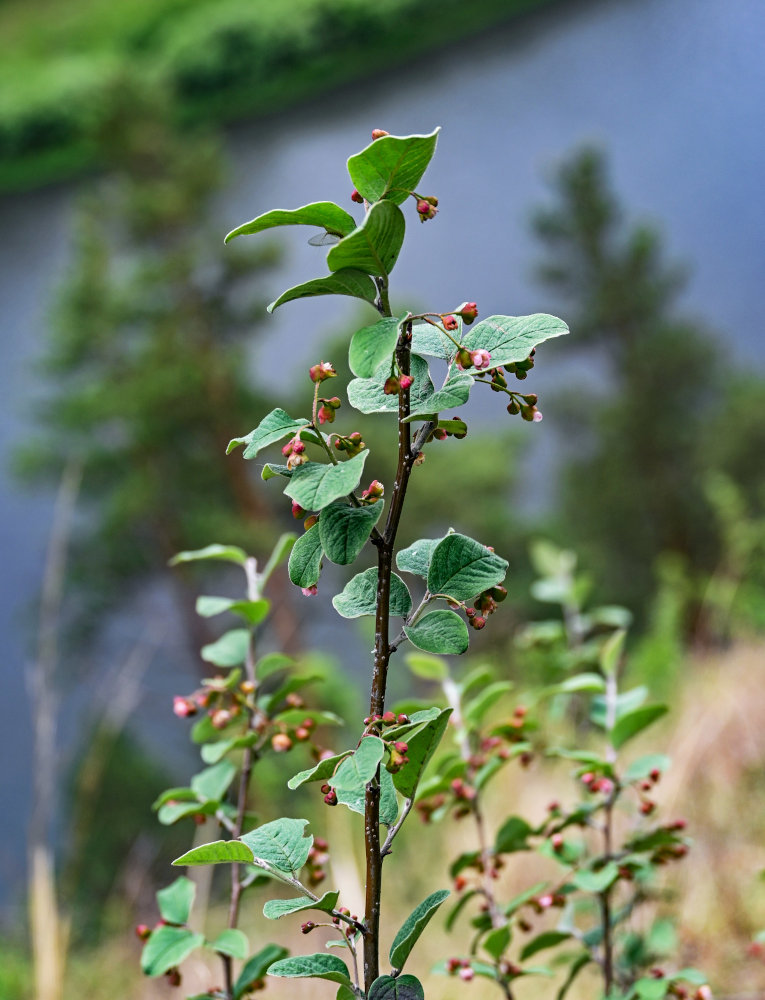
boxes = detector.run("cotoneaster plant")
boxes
[141,127,568,1000]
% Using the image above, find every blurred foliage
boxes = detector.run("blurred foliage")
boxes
[15,77,288,648]
[0,0,558,190]
[533,149,765,634]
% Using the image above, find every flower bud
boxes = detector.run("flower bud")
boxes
[470,615,487,630]
[320,784,331,794]
[295,727,311,741]
[371,128,389,140]
[456,301,478,324]
[166,968,181,987]
[399,374,414,390]
[507,399,520,415]
[271,733,293,753]
[211,709,232,730]
[351,188,364,203]
[397,713,409,724]
[317,405,335,424]
[470,348,492,370]
[324,791,338,806]
[292,500,306,519]
[394,742,409,754]
[416,198,438,222]
[382,711,396,725]
[459,967,474,981]
[301,921,316,934]
[173,696,196,718]
[135,923,151,941]
[433,428,448,440]
[455,347,473,371]
[362,480,384,501]
[443,314,458,331]
[309,361,337,383]
[301,585,318,597]
[383,376,400,395]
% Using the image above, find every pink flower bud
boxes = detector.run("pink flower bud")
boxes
[457,301,478,324]
[532,410,543,422]
[470,348,492,370]
[399,374,414,390]
[443,314,458,331]
[538,894,554,909]
[362,480,384,500]
[371,128,389,140]
[292,500,306,518]
[309,361,337,383]
[458,967,474,981]
[173,697,196,718]
[351,188,364,203]
[301,585,318,596]
[383,376,400,395]
[271,733,293,752]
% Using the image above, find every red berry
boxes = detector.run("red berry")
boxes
[351,188,364,203]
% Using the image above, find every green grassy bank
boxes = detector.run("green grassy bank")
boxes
[0,0,562,192]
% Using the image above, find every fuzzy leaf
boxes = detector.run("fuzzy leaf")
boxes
[368,974,425,1000]
[389,889,450,971]
[319,501,382,565]
[393,709,452,799]
[484,925,511,961]
[347,354,434,415]
[227,408,310,458]
[349,317,403,377]
[332,568,412,618]
[406,372,474,420]
[287,751,352,790]
[268,269,377,312]
[169,543,247,567]
[141,926,204,976]
[263,890,339,920]
[404,610,469,655]
[173,840,254,867]
[201,628,250,667]
[495,816,533,854]
[288,524,323,588]
[225,201,356,243]
[329,737,385,792]
[156,877,195,926]
[268,953,351,986]
[191,761,237,802]
[428,533,508,602]
[285,452,368,512]
[233,945,289,1000]
[347,128,440,205]
[240,818,313,877]
[396,538,439,578]
[327,200,405,276]
[405,652,448,681]
[411,321,457,359]
[520,931,572,961]
[211,929,249,959]
[461,313,569,366]
[571,861,620,893]
[611,704,669,750]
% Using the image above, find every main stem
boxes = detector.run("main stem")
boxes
[363,318,414,991]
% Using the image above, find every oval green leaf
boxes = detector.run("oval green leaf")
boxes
[319,501,382,565]
[389,889,450,971]
[156,876,196,926]
[288,524,323,588]
[225,201,356,243]
[369,974,425,1000]
[268,953,351,986]
[347,354,434,415]
[327,200,405,276]
[349,317,402,377]
[332,567,412,619]
[240,818,313,877]
[404,610,469,655]
[173,839,254,867]
[328,736,385,792]
[347,128,440,205]
[461,313,569,366]
[263,890,339,920]
[201,628,250,667]
[141,926,204,977]
[285,451,368,512]
[268,269,377,313]
[427,533,508,602]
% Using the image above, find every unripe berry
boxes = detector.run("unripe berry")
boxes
[301,921,316,934]
[291,500,306,519]
[304,514,318,530]
[135,923,151,941]
[324,791,338,806]
[384,375,400,395]
[456,301,478,324]
[397,713,409,724]
[166,968,181,987]
[394,742,409,754]
[507,400,520,415]
[320,784,331,794]
[351,188,364,203]
[471,615,486,630]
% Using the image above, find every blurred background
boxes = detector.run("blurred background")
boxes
[2,0,765,996]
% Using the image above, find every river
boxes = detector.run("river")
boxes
[1,0,763,911]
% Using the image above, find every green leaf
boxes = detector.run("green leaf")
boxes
[393,709,452,799]
[347,354,434,415]
[495,816,532,854]
[396,538,439,578]
[234,945,289,1000]
[264,890,339,920]
[672,970,708,986]
[196,596,270,625]
[227,408,310,458]
[262,462,292,480]
[141,926,204,976]
[191,760,237,802]
[404,610,469,655]
[349,317,402,377]
[369,974,425,1000]
[174,839,254,867]
[463,681,513,728]
[542,672,606,697]
[411,321,457,359]
[268,269,377,313]
[634,978,670,1000]
[600,628,626,677]
[240,818,313,876]
[427,533,509,602]
[389,889,450,971]
[261,532,297,584]
[571,861,620,893]
[520,931,572,961]
[274,708,343,729]
[200,733,258,765]
[225,201,356,243]
[623,753,671,783]
[169,543,247,567]
[158,799,217,826]
[483,925,511,961]
[380,767,400,826]
[461,313,569,366]
[327,201,405,277]
[555,953,591,1000]
[288,524,323,588]
[210,928,249,959]
[201,629,250,667]
[319,501,382,565]
[256,652,294,680]
[285,452,368,512]
[156,877,195,925]
[268,953,351,986]
[406,371,474,420]
[329,736,385,791]
[348,128,440,204]
[332,568,412,618]
[405,652,448,681]
[611,705,668,750]
[287,751,352,790]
